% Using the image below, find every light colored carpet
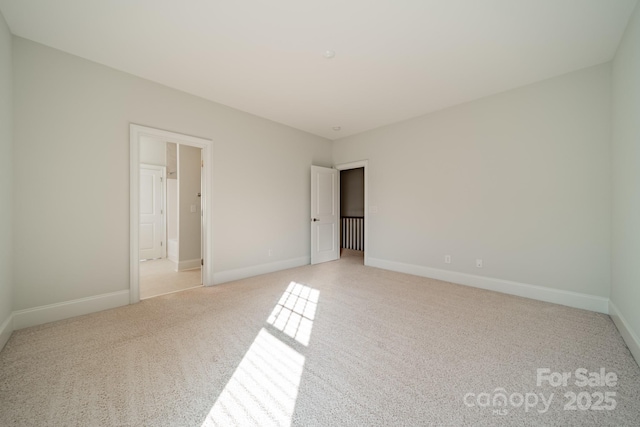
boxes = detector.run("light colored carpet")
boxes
[140,258,202,299]
[1,249,639,426]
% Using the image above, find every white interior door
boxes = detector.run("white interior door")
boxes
[140,165,164,260]
[311,166,339,264]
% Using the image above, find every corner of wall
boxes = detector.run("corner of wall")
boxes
[609,301,640,367]
[0,7,14,353]
[610,0,640,368]
[0,313,13,351]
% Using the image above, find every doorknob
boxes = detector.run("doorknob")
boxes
[312,218,320,222]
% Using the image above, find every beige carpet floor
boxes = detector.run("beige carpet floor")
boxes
[140,258,202,299]
[1,250,639,426]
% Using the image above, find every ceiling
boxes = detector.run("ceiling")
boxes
[0,0,637,140]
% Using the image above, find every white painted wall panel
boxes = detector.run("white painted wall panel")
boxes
[0,10,13,340]
[178,145,201,264]
[333,64,612,297]
[12,37,332,310]
[139,136,166,166]
[611,3,640,359]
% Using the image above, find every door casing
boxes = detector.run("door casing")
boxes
[130,124,214,304]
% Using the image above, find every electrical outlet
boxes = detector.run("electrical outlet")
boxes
[476,259,483,268]
[445,255,452,264]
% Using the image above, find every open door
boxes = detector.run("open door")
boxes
[311,166,339,264]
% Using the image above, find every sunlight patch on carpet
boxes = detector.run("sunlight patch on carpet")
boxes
[201,282,319,426]
[267,282,319,346]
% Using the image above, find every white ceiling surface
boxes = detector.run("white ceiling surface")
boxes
[0,1,637,140]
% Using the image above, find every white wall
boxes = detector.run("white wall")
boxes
[6,26,627,330]
[166,179,178,242]
[178,144,201,266]
[166,142,177,178]
[0,10,13,348]
[611,3,640,364]
[333,64,611,300]
[166,142,178,249]
[12,37,332,311]
[139,135,166,166]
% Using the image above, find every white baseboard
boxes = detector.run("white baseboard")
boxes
[609,300,640,368]
[178,258,201,271]
[0,313,13,351]
[12,290,130,330]
[368,258,609,314]
[214,256,310,285]
[167,247,178,263]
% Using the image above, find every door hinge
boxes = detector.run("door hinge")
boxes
[201,160,204,168]
[160,241,163,246]
[201,259,203,266]
[160,177,163,182]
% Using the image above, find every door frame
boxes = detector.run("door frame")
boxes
[130,124,214,304]
[139,163,167,260]
[335,160,369,266]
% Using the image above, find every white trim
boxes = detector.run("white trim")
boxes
[131,124,214,304]
[12,290,130,330]
[167,238,179,264]
[0,313,13,351]
[176,145,181,269]
[213,257,310,285]
[141,284,204,300]
[609,300,640,367]
[335,160,369,266]
[178,258,202,271]
[368,257,609,313]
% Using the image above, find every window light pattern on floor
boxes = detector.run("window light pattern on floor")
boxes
[267,282,319,346]
[201,282,319,427]
[202,328,305,427]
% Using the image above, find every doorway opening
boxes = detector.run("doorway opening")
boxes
[336,160,369,266]
[138,138,203,299]
[130,125,213,304]
[339,167,364,264]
